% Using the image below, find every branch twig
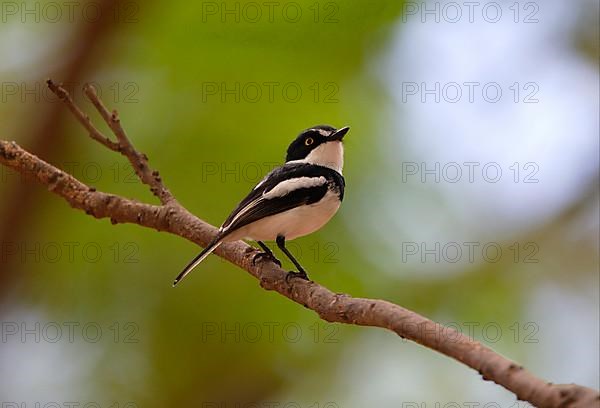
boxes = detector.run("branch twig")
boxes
[1,81,598,408]
[46,79,174,204]
[0,1,121,293]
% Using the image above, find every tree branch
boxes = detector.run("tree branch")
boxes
[0,0,122,293]
[1,82,598,408]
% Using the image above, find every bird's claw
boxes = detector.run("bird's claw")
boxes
[285,270,310,283]
[252,251,282,267]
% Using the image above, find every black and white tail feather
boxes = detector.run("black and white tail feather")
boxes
[172,125,349,287]
[173,236,223,286]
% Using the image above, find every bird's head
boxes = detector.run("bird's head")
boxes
[285,125,349,173]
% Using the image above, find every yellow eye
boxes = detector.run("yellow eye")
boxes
[305,137,314,146]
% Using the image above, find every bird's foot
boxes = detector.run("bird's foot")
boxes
[285,270,310,283]
[252,251,282,267]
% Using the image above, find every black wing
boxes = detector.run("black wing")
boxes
[218,163,343,237]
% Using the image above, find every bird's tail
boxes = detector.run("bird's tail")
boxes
[173,237,223,287]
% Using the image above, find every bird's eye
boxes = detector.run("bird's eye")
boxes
[305,137,314,146]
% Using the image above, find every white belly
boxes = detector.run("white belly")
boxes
[225,191,341,242]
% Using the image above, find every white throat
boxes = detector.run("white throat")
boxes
[288,141,344,174]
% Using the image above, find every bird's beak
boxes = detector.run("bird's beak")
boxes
[330,126,350,141]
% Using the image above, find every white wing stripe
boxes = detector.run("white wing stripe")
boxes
[221,196,262,231]
[221,176,327,232]
[263,177,326,199]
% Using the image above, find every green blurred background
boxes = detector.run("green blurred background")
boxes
[0,0,598,406]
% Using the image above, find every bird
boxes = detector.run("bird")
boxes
[173,124,349,286]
